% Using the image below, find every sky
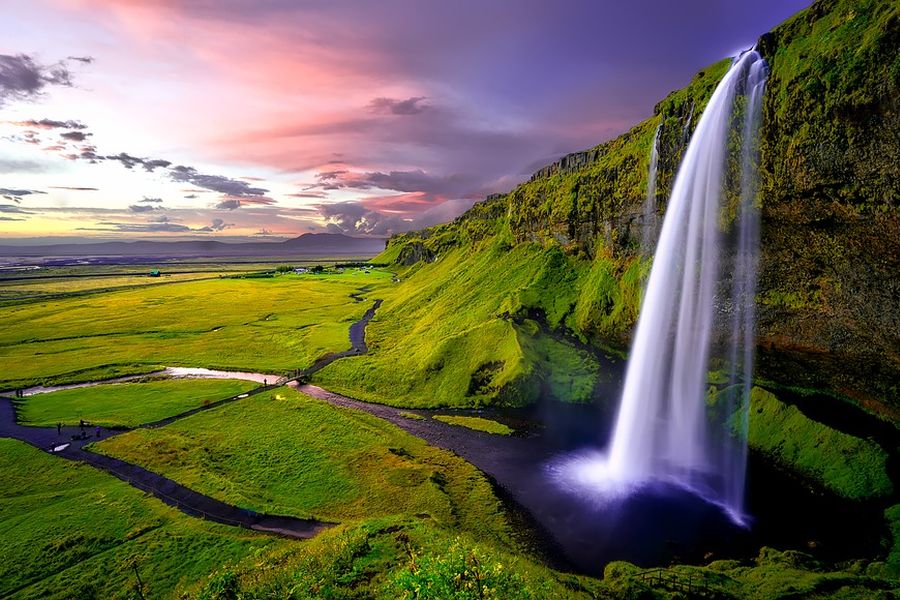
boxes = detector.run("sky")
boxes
[0,0,811,243]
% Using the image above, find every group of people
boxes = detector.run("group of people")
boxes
[57,419,102,440]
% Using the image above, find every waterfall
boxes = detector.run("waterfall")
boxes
[641,124,661,254]
[607,49,767,522]
[551,50,768,526]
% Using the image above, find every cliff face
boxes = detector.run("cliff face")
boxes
[380,0,899,412]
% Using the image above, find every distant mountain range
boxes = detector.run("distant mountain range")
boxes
[0,233,386,259]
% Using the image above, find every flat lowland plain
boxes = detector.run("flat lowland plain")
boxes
[0,438,286,600]
[0,272,220,303]
[0,270,391,390]
[18,378,257,428]
[94,387,512,542]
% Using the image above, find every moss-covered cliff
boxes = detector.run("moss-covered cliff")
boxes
[368,0,899,417]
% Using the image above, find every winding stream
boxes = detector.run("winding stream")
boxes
[0,293,893,575]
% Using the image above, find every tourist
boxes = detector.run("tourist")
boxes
[96,426,101,438]
[57,422,61,435]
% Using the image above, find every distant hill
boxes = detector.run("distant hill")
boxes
[0,233,386,259]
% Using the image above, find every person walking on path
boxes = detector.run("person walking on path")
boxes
[79,419,85,431]
[57,422,61,435]
[95,425,101,438]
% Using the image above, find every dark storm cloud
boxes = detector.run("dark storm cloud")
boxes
[184,194,198,199]
[196,218,232,232]
[216,199,242,210]
[139,196,163,203]
[0,204,34,214]
[101,152,171,171]
[0,216,26,221]
[67,56,94,64]
[60,130,92,142]
[169,165,269,197]
[0,188,46,203]
[11,119,87,130]
[0,54,73,106]
[48,186,99,191]
[129,204,159,213]
[368,96,430,115]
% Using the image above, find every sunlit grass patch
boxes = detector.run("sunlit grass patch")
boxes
[18,378,257,428]
[0,272,392,389]
[432,415,514,436]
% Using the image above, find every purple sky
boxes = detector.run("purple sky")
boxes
[0,0,811,241]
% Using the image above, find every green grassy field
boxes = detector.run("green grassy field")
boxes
[0,438,287,600]
[0,270,391,390]
[17,378,257,428]
[433,415,514,436]
[94,387,512,543]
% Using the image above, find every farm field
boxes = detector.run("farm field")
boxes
[17,378,258,428]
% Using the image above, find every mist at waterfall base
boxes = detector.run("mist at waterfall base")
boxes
[548,51,768,537]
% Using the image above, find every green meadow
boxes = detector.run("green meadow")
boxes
[0,270,391,390]
[94,387,512,542]
[0,438,286,600]
[17,378,257,428]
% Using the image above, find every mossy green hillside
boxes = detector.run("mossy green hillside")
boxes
[18,378,257,428]
[741,387,891,500]
[95,387,512,544]
[375,0,900,410]
[0,272,389,390]
[318,238,607,408]
[0,438,284,600]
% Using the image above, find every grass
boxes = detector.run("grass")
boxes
[315,238,601,409]
[743,387,892,499]
[17,378,257,428]
[0,271,390,390]
[94,387,512,544]
[181,519,900,599]
[184,516,604,599]
[0,438,286,599]
[433,415,513,436]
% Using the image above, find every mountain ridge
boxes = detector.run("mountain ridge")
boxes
[0,232,387,258]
